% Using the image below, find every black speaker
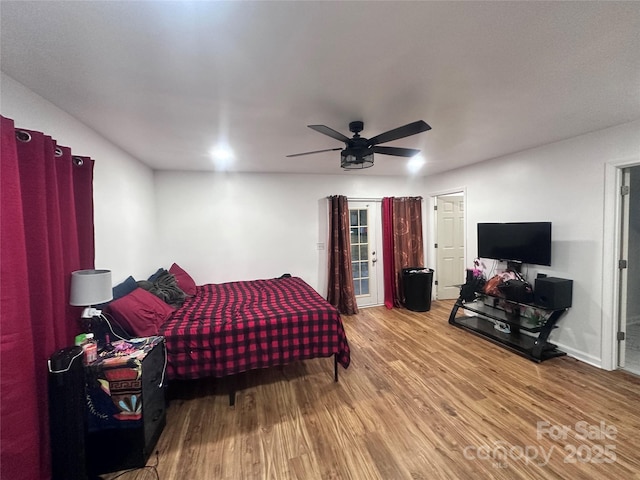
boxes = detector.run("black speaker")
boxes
[534,277,573,310]
[48,346,88,480]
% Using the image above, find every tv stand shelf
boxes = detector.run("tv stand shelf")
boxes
[448,293,568,362]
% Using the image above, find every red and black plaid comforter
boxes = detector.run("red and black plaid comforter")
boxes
[160,276,350,380]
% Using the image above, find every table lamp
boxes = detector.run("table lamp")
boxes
[69,269,113,322]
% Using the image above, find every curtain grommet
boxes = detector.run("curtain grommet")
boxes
[16,130,31,143]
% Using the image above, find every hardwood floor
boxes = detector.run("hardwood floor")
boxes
[102,300,640,479]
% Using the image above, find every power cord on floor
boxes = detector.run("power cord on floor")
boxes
[101,450,160,479]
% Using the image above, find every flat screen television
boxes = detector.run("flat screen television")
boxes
[477,222,552,267]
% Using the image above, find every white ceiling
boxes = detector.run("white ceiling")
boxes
[1,1,639,176]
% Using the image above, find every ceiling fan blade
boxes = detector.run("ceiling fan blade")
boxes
[372,146,421,157]
[286,147,342,158]
[367,120,431,146]
[308,125,351,143]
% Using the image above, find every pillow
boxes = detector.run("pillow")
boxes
[112,275,138,300]
[169,263,197,296]
[94,275,138,311]
[138,270,186,307]
[108,288,174,337]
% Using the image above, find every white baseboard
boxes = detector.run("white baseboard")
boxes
[554,342,604,369]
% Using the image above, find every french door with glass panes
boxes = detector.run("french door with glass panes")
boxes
[349,201,380,308]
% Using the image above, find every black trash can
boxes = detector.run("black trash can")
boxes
[402,267,434,312]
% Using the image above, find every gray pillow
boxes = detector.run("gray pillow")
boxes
[138,270,186,307]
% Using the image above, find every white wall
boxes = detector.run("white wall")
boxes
[153,171,425,294]
[424,120,640,367]
[1,73,157,283]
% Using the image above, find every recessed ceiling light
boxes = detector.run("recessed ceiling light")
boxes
[407,155,425,174]
[210,145,234,161]
[210,145,235,170]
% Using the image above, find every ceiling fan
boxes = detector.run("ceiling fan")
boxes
[286,120,431,169]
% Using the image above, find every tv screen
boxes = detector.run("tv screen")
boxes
[477,222,552,266]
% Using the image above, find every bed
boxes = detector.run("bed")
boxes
[106,271,351,405]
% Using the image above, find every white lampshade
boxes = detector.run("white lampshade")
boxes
[69,269,113,306]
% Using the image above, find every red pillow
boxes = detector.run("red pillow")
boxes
[109,288,174,337]
[169,263,197,295]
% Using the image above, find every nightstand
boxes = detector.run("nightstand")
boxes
[84,336,167,475]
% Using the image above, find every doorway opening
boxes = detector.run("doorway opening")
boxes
[618,165,640,375]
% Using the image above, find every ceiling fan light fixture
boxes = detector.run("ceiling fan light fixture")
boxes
[341,150,374,170]
[289,120,430,170]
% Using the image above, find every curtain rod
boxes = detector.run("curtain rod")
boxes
[325,196,381,202]
[325,196,422,201]
[347,197,382,202]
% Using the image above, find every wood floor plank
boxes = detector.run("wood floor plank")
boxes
[101,300,640,479]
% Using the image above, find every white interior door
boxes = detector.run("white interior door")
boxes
[348,201,381,308]
[435,194,465,300]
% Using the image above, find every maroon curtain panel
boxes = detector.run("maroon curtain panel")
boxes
[382,198,396,309]
[382,197,425,308]
[327,195,359,315]
[1,116,95,480]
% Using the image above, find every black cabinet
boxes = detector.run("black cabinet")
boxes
[84,337,166,475]
[49,346,88,480]
[448,291,569,362]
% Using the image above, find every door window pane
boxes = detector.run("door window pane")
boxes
[361,261,369,278]
[360,227,368,244]
[351,245,359,261]
[360,244,368,260]
[352,262,360,279]
[350,210,358,226]
[353,280,361,296]
[361,278,369,295]
[359,209,368,226]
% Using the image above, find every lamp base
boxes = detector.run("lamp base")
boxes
[80,307,102,318]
